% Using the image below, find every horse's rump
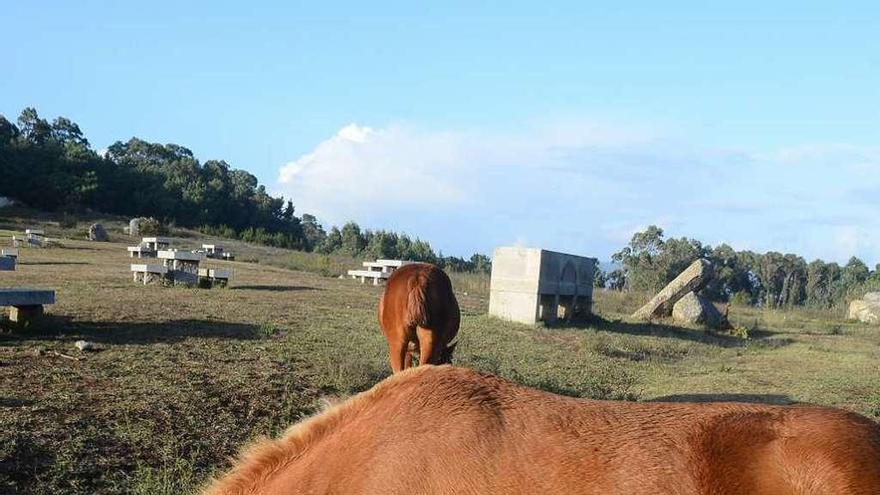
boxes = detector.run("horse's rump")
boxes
[203,366,880,495]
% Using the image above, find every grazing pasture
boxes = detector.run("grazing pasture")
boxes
[1,221,879,495]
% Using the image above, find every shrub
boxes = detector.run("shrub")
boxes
[139,217,168,236]
[59,213,78,229]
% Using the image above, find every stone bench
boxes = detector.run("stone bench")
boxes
[198,268,231,288]
[13,235,45,248]
[0,288,55,324]
[130,264,169,285]
[127,246,157,258]
[347,269,389,286]
[158,250,203,286]
[142,237,171,251]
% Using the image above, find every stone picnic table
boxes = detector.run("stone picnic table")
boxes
[158,250,203,286]
[347,259,415,285]
[0,288,55,324]
[130,264,168,285]
[142,237,171,251]
[198,268,231,288]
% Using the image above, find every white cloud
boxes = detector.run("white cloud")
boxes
[276,120,880,264]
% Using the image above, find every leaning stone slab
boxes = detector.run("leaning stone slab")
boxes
[633,259,715,320]
[672,291,725,329]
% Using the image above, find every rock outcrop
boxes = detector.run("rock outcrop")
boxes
[672,291,726,329]
[848,296,880,325]
[88,223,108,242]
[633,259,714,320]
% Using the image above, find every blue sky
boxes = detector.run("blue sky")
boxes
[3,2,879,263]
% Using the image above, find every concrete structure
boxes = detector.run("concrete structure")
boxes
[198,268,231,288]
[158,250,203,286]
[130,264,168,285]
[0,288,55,324]
[203,244,223,256]
[0,256,14,271]
[2,248,19,260]
[347,259,416,285]
[488,247,597,325]
[202,244,235,261]
[127,246,157,258]
[142,237,171,251]
[14,230,47,248]
[347,269,388,285]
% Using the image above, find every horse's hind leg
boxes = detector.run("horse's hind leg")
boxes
[416,326,439,366]
[389,338,408,373]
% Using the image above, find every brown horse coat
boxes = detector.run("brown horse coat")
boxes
[378,263,460,372]
[203,365,880,495]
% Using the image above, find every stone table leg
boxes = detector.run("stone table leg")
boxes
[9,305,44,324]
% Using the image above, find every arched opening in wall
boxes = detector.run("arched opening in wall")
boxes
[557,261,578,321]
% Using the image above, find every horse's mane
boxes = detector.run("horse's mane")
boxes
[201,366,432,495]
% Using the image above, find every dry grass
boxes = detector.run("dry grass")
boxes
[1,217,878,494]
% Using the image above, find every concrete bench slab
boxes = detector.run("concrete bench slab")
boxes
[347,269,389,286]
[142,236,171,244]
[25,229,45,236]
[0,288,56,324]
[2,248,19,259]
[198,268,231,279]
[375,259,415,268]
[158,250,203,261]
[0,257,14,271]
[127,246,157,258]
[130,264,168,274]
[0,289,55,306]
[130,264,168,285]
[198,268,232,288]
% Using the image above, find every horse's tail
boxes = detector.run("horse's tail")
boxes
[406,269,430,328]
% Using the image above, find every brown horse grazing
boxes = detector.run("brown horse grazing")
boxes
[377,263,460,373]
[203,365,880,495]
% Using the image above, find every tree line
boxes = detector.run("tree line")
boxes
[601,225,880,309]
[0,107,490,272]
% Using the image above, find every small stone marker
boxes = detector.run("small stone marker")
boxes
[74,340,96,352]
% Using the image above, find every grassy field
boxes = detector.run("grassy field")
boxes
[1,217,879,494]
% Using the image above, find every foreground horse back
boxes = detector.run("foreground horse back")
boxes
[378,263,460,372]
[204,366,880,495]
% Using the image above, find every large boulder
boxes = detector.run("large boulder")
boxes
[633,259,715,320]
[672,291,725,329]
[88,223,108,242]
[848,299,880,325]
